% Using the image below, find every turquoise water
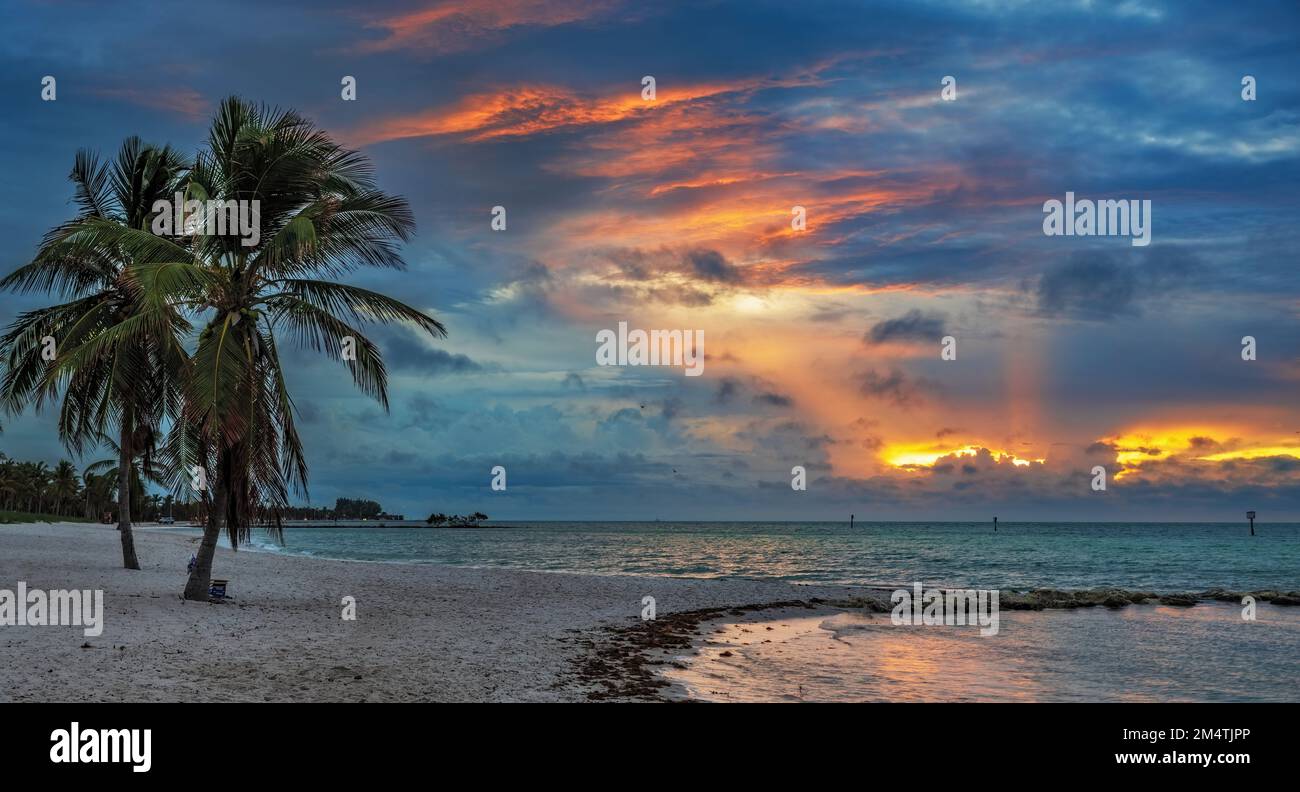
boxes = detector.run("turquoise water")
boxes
[170,521,1300,591]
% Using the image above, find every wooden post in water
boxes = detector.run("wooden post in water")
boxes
[1247,510,1256,536]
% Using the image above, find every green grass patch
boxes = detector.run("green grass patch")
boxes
[0,510,95,524]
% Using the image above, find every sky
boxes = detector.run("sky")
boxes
[1,0,1298,521]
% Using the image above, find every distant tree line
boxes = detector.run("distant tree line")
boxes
[332,498,384,519]
[0,451,393,523]
[426,511,489,527]
[0,451,173,521]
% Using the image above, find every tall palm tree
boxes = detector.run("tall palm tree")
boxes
[0,138,190,568]
[103,98,445,599]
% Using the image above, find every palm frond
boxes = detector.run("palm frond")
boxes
[267,279,446,337]
[264,296,390,408]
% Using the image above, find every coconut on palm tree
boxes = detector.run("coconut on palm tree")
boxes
[0,138,191,568]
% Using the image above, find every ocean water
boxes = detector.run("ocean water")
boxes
[661,603,1300,702]
[167,521,1300,592]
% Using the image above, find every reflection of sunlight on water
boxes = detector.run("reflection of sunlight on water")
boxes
[661,603,1300,702]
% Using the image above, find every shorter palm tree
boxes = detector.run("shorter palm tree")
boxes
[0,138,190,567]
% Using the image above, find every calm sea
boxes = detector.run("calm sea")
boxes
[167,520,1300,591]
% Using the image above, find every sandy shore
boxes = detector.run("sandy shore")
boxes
[0,521,859,702]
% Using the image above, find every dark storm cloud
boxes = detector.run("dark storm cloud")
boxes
[1033,248,1204,320]
[596,246,745,290]
[713,377,793,410]
[859,368,936,407]
[683,249,745,285]
[381,330,489,374]
[865,310,948,345]
[753,391,794,408]
[1035,253,1141,320]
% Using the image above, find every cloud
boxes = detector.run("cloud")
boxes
[1034,248,1203,320]
[683,248,745,284]
[380,329,490,374]
[356,0,621,55]
[859,368,934,407]
[599,246,745,286]
[865,309,947,344]
[350,79,767,146]
[753,391,794,408]
[715,377,740,405]
[1035,253,1140,319]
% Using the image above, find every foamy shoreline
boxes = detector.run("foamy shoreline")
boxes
[0,521,862,702]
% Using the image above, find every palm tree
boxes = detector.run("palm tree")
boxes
[143,493,162,521]
[21,461,51,513]
[120,98,444,599]
[82,459,114,519]
[0,138,191,567]
[77,438,157,522]
[0,455,17,511]
[50,460,80,516]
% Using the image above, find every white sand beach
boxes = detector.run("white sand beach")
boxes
[0,522,859,702]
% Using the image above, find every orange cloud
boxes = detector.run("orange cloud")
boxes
[1103,424,1300,479]
[556,104,780,186]
[351,80,773,146]
[356,0,620,54]
[546,176,943,273]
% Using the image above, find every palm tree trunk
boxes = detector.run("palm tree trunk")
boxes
[117,422,140,570]
[182,452,227,601]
